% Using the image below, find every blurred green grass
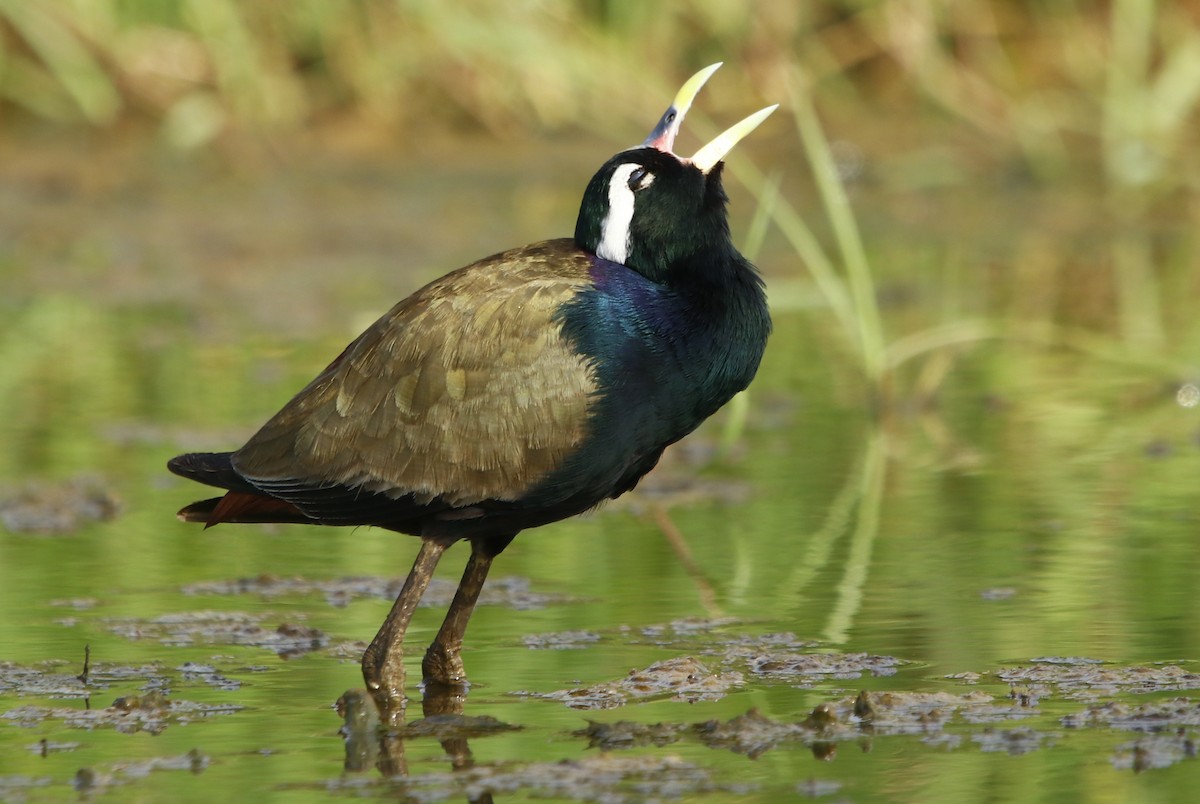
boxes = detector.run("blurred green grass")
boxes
[5,1,1197,167]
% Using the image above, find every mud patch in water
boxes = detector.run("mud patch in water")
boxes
[527,656,744,710]
[105,610,329,657]
[73,750,210,794]
[0,774,52,798]
[4,693,240,734]
[575,719,685,750]
[742,649,905,682]
[0,477,120,534]
[176,661,245,691]
[1112,733,1199,771]
[0,660,167,699]
[969,727,1057,755]
[522,629,601,650]
[576,691,1052,761]
[1062,697,1200,731]
[388,713,519,740]
[844,689,1034,732]
[695,706,846,759]
[25,739,82,755]
[576,703,867,759]
[182,574,574,610]
[635,616,745,643]
[292,753,724,801]
[624,623,905,684]
[989,659,1200,700]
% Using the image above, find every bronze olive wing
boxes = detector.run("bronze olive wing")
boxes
[231,240,598,508]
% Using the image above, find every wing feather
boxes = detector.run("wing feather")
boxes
[232,239,597,509]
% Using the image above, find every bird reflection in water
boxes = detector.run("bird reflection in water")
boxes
[337,684,511,803]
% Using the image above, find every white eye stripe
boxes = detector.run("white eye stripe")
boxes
[629,167,655,190]
[597,163,641,265]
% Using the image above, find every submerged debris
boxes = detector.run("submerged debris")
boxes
[636,617,739,643]
[0,775,52,797]
[578,703,857,759]
[73,750,210,793]
[25,739,81,755]
[3,695,240,734]
[744,650,905,681]
[636,620,778,644]
[0,477,119,534]
[530,657,743,710]
[836,690,1032,734]
[1062,698,1200,731]
[293,753,722,801]
[523,630,601,650]
[796,777,843,798]
[389,713,519,740]
[106,611,329,657]
[697,706,846,759]
[995,660,1200,699]
[696,708,810,759]
[49,598,99,611]
[971,727,1056,755]
[1028,656,1106,665]
[0,661,90,699]
[177,662,243,691]
[182,574,571,610]
[575,720,685,750]
[0,660,173,699]
[637,631,903,683]
[979,587,1018,601]
[1112,733,1199,772]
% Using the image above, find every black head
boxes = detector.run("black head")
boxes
[575,147,732,283]
[573,64,776,284]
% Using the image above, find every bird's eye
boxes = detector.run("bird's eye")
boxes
[628,166,653,191]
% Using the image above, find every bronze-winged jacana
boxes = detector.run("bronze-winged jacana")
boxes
[168,64,774,712]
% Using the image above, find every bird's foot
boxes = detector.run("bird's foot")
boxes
[421,642,468,691]
[362,646,409,725]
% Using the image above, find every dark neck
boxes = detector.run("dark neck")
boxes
[666,245,766,322]
[650,247,771,418]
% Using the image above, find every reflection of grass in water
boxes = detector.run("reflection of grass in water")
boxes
[0,296,303,479]
[720,20,1200,638]
[0,298,130,476]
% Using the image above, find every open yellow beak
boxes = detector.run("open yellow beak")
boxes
[690,104,778,174]
[643,63,776,173]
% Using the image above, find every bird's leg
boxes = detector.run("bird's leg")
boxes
[362,538,448,719]
[421,537,502,688]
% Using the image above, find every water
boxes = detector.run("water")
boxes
[2,131,1199,801]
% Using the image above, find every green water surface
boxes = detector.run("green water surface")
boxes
[1,133,1198,802]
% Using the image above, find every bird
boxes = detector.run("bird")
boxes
[167,63,775,715]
